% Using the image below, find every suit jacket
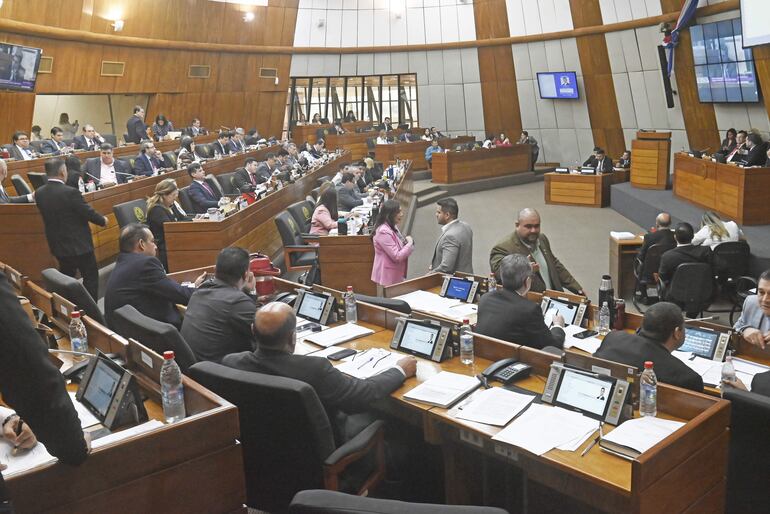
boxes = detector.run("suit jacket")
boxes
[212,141,231,156]
[658,244,712,284]
[595,157,613,173]
[72,134,104,151]
[147,204,185,269]
[228,139,246,153]
[751,371,770,397]
[181,278,258,363]
[104,252,194,329]
[476,288,565,350]
[638,228,675,262]
[188,180,221,214]
[371,223,414,286]
[84,157,132,185]
[431,220,474,274]
[126,115,147,144]
[733,294,770,335]
[0,187,31,203]
[232,167,265,192]
[594,330,704,392]
[490,232,582,294]
[336,184,364,211]
[255,162,274,182]
[133,152,162,177]
[40,138,66,155]
[742,143,768,167]
[582,155,597,167]
[8,144,35,161]
[34,180,105,257]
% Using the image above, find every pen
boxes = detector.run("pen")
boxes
[11,419,24,456]
[581,422,604,457]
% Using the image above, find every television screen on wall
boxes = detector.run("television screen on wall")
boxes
[0,43,43,92]
[537,72,579,99]
[690,18,759,103]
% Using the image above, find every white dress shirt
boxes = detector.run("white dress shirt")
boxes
[16,145,33,160]
[100,160,118,184]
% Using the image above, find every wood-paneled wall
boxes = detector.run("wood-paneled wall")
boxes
[750,45,770,128]
[570,0,626,160]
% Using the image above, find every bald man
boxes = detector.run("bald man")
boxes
[222,302,416,441]
[489,208,583,295]
[638,212,675,263]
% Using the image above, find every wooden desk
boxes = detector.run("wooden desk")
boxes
[375,136,475,170]
[164,152,352,272]
[545,170,630,208]
[673,153,770,225]
[292,121,373,146]
[325,130,405,161]
[430,146,531,184]
[317,235,377,296]
[631,131,671,190]
[609,235,644,300]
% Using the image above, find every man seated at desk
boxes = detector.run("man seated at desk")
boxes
[8,131,37,161]
[593,148,613,173]
[477,254,565,350]
[84,143,132,185]
[594,302,703,392]
[0,158,33,203]
[222,302,416,442]
[187,163,221,214]
[104,224,205,329]
[424,139,443,168]
[233,158,267,192]
[725,130,748,163]
[658,222,712,285]
[638,212,674,263]
[182,247,259,363]
[40,127,70,156]
[132,141,163,177]
[212,131,232,157]
[376,129,391,145]
[72,124,104,152]
[739,133,768,167]
[733,269,770,350]
[617,150,631,169]
[337,172,365,211]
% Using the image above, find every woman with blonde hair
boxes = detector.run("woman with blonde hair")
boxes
[146,178,189,269]
[692,210,744,249]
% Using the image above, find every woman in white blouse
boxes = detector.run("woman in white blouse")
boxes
[692,211,744,249]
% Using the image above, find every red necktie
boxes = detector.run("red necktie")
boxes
[250,173,256,186]
[201,182,214,197]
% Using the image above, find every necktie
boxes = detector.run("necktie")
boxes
[201,182,215,198]
[0,188,9,202]
[250,172,256,186]
[727,146,740,161]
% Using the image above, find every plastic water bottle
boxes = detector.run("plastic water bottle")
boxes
[68,311,89,362]
[721,355,736,387]
[344,286,357,323]
[598,302,611,335]
[487,273,497,293]
[77,177,85,193]
[460,319,474,365]
[640,361,657,417]
[160,351,186,423]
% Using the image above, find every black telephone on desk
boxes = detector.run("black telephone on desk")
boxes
[481,358,532,384]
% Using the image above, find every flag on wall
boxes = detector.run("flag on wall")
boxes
[663,0,701,76]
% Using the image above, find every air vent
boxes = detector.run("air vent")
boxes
[188,65,211,79]
[100,61,125,77]
[259,67,278,79]
[38,56,53,74]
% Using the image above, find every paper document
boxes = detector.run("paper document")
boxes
[0,440,56,477]
[562,324,603,354]
[91,420,165,450]
[601,416,684,455]
[394,290,473,321]
[303,323,374,348]
[293,340,322,356]
[69,392,100,428]
[307,345,357,360]
[336,349,402,379]
[492,404,600,456]
[610,231,637,240]
[403,371,480,408]
[672,353,769,390]
[454,387,534,426]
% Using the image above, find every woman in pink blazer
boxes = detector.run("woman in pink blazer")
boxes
[371,200,414,287]
[310,187,338,235]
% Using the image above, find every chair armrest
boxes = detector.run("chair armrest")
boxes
[300,233,320,241]
[285,245,318,253]
[324,420,384,467]
[323,420,386,493]
[656,273,666,300]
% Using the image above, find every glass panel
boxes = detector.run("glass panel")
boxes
[703,23,721,64]
[309,77,329,124]
[345,77,363,121]
[716,20,736,62]
[707,64,727,102]
[690,26,706,65]
[739,61,759,102]
[364,76,381,123]
[695,65,712,102]
[293,78,311,124]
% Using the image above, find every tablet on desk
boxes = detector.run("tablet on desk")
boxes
[439,276,479,303]
[294,289,334,326]
[542,363,629,425]
[540,296,587,327]
[680,325,729,361]
[390,318,451,362]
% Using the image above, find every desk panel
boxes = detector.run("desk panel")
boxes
[545,170,630,208]
[431,145,531,184]
[375,136,475,170]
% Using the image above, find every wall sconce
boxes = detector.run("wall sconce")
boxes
[243,12,255,22]
[111,20,124,32]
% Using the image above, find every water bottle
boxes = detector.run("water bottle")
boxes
[598,302,611,335]
[721,355,736,387]
[487,273,497,293]
[640,361,657,417]
[344,286,357,323]
[598,275,615,322]
[160,351,186,423]
[337,216,348,235]
[460,319,474,365]
[78,177,85,193]
[68,311,89,362]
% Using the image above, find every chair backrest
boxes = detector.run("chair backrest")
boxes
[316,128,329,141]
[275,211,304,246]
[102,134,118,147]
[216,171,238,195]
[41,268,105,325]
[668,263,713,313]
[309,186,321,202]
[195,143,213,158]
[188,361,335,511]
[287,200,314,233]
[711,241,750,279]
[641,242,675,281]
[110,305,197,373]
[354,294,412,315]
[29,141,44,153]
[366,138,376,150]
[27,172,48,190]
[11,174,32,196]
[112,198,148,228]
[177,186,194,214]
[723,388,770,513]
[289,490,510,514]
[205,173,223,196]
[162,151,177,169]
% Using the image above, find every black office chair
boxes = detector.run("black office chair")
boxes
[112,198,148,228]
[712,241,750,284]
[289,490,509,514]
[162,151,178,169]
[354,294,411,315]
[658,263,714,317]
[287,200,314,233]
[177,186,194,214]
[121,157,136,172]
[723,387,770,514]
[216,171,239,195]
[11,174,32,196]
[205,173,223,197]
[195,143,213,159]
[275,210,319,274]
[309,186,322,203]
[29,141,44,154]
[41,268,105,325]
[632,242,674,311]
[110,305,197,373]
[102,134,118,147]
[188,361,387,513]
[27,172,48,190]
[729,276,758,325]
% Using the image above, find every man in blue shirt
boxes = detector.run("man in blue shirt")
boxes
[424,139,443,168]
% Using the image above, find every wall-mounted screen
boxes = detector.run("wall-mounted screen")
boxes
[741,0,770,47]
[690,18,759,103]
[536,72,579,99]
[0,43,43,92]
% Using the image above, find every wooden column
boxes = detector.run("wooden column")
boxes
[0,91,35,148]
[753,44,770,124]
[570,0,626,160]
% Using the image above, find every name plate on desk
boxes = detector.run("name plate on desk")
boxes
[555,167,569,173]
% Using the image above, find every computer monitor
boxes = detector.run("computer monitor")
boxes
[294,289,334,326]
[439,276,479,303]
[542,363,629,425]
[390,318,451,362]
[680,325,730,361]
[0,43,42,92]
[536,71,579,99]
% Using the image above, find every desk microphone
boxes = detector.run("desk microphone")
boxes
[685,316,717,322]
[84,172,101,183]
[114,171,136,178]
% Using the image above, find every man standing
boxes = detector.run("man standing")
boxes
[125,105,147,144]
[73,124,104,151]
[8,131,36,161]
[657,222,711,285]
[84,143,132,185]
[490,208,583,295]
[517,130,539,164]
[430,198,473,274]
[35,158,107,300]
[638,212,675,263]
[0,158,33,203]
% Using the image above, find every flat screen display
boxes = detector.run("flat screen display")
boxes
[543,298,579,326]
[741,0,770,47]
[554,368,614,419]
[82,359,122,417]
[444,278,474,302]
[690,19,759,103]
[680,326,720,359]
[296,291,328,323]
[398,321,441,359]
[0,43,43,92]
[537,72,579,99]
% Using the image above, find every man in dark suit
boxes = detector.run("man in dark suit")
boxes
[34,158,107,300]
[638,212,675,263]
[84,143,132,185]
[477,254,566,350]
[212,131,231,157]
[377,117,394,132]
[222,301,416,441]
[594,148,613,173]
[72,125,104,151]
[0,158,33,203]
[398,128,414,142]
[228,128,247,153]
[40,127,69,155]
[8,131,37,161]
[0,271,89,506]
[232,158,265,192]
[255,153,277,181]
[186,118,207,137]
[336,172,364,211]
[658,222,712,285]
[740,133,767,167]
[104,224,204,329]
[132,141,163,177]
[186,162,221,214]
[594,302,703,392]
[125,105,147,144]
[181,247,259,363]
[582,146,601,167]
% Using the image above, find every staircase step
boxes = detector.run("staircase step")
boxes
[416,190,450,208]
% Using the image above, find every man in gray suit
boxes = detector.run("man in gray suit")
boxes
[336,172,364,211]
[430,198,473,274]
[733,269,770,349]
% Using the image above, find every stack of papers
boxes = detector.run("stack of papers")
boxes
[403,371,480,408]
[562,324,603,354]
[672,352,770,390]
[492,404,600,455]
[610,231,637,240]
[336,348,402,379]
[600,416,684,458]
[303,323,374,348]
[453,387,535,426]
[0,440,56,477]
[394,290,477,321]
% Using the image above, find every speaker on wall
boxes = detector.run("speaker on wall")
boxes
[657,45,676,109]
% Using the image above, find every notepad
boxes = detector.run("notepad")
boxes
[599,416,684,458]
[336,349,402,379]
[303,323,374,348]
[454,387,534,426]
[0,440,56,477]
[403,371,480,408]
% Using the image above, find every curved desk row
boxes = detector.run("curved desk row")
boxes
[431,145,531,184]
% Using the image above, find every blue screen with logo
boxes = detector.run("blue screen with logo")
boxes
[445,278,473,302]
[537,72,579,99]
